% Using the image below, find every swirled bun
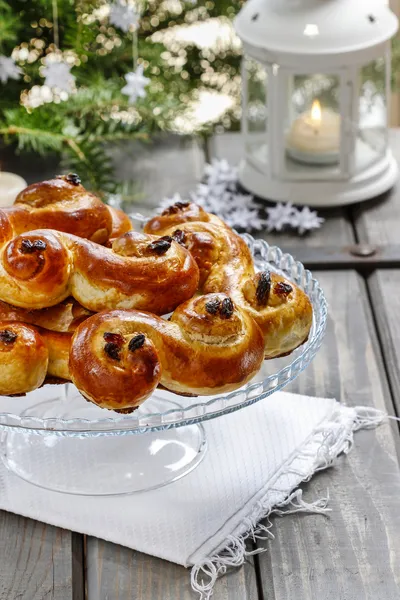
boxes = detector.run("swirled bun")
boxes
[69,293,265,412]
[0,229,200,313]
[0,321,71,396]
[1,174,133,247]
[145,202,313,358]
[0,323,49,395]
[9,175,114,243]
[109,207,133,241]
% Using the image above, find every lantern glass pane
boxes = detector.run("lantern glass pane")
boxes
[245,57,268,166]
[285,74,341,176]
[355,57,387,173]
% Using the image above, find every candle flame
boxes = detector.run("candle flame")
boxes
[311,99,321,123]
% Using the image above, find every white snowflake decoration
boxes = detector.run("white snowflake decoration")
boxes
[157,159,323,235]
[42,59,75,92]
[290,206,325,235]
[204,159,238,187]
[109,0,140,33]
[0,56,22,84]
[121,65,150,104]
[265,202,295,232]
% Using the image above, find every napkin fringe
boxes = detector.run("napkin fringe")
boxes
[190,406,386,600]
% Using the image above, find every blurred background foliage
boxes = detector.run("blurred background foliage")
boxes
[0,0,398,194]
[0,0,244,192]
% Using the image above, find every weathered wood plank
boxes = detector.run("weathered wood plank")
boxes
[367,270,400,418]
[0,513,80,600]
[86,537,257,600]
[353,129,400,245]
[257,270,400,600]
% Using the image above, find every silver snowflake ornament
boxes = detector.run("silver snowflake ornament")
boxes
[265,202,295,232]
[121,65,150,104]
[0,55,22,84]
[290,206,324,235]
[109,0,139,33]
[224,206,266,231]
[204,159,238,186]
[42,60,75,92]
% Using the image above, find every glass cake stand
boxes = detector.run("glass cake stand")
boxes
[0,235,327,495]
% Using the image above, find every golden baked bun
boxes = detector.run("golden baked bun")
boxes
[6,174,114,244]
[0,322,71,395]
[0,298,92,333]
[145,202,313,358]
[1,174,133,246]
[0,229,200,314]
[109,206,133,241]
[69,293,265,412]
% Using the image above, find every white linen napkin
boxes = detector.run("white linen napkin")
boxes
[0,388,381,599]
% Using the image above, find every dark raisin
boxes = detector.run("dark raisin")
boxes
[128,334,145,352]
[220,297,234,319]
[147,238,171,254]
[172,229,186,245]
[103,332,125,346]
[162,205,178,216]
[20,239,47,254]
[33,240,47,251]
[275,281,293,296]
[256,271,271,305]
[104,342,121,361]
[161,201,190,216]
[205,298,221,315]
[159,235,173,243]
[66,173,81,185]
[0,329,17,344]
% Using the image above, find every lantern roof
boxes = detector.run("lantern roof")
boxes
[235,0,398,58]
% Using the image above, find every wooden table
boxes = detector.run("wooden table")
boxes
[2,132,400,600]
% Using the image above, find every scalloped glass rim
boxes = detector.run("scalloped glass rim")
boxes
[0,235,327,436]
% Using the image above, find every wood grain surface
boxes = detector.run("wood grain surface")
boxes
[0,514,81,600]
[352,130,400,414]
[368,270,400,418]
[353,130,400,245]
[257,271,400,600]
[86,538,258,600]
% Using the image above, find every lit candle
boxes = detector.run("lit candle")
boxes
[0,172,27,207]
[287,99,340,165]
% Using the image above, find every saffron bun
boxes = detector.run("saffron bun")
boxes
[0,229,199,314]
[1,174,133,246]
[0,322,71,396]
[69,293,265,412]
[145,202,313,358]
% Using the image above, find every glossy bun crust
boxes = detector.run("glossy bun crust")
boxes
[1,174,133,246]
[0,322,71,395]
[0,197,313,409]
[145,202,313,358]
[0,229,200,314]
[69,293,265,412]
[0,298,92,333]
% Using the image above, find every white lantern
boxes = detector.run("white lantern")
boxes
[234,0,399,206]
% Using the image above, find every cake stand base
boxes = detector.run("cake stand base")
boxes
[0,395,207,496]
